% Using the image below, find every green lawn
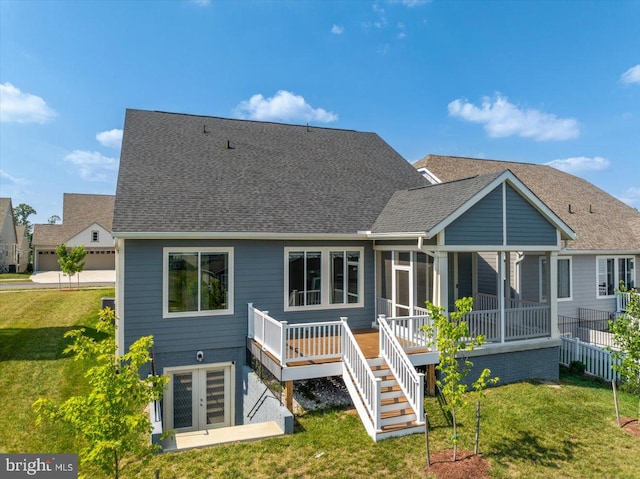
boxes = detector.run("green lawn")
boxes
[1,289,638,478]
[0,272,32,282]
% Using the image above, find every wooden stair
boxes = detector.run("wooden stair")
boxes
[366,357,425,441]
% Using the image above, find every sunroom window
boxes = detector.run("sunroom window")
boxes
[164,247,233,317]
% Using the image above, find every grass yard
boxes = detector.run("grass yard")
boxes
[1,289,638,478]
[0,272,32,282]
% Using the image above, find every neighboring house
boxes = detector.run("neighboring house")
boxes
[32,193,115,272]
[114,109,575,444]
[414,155,640,323]
[0,198,19,272]
[15,225,30,272]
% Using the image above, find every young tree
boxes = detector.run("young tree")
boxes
[33,308,168,479]
[422,297,496,461]
[13,203,37,233]
[610,286,640,425]
[56,243,87,289]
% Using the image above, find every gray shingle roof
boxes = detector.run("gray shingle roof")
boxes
[414,155,640,251]
[32,193,115,246]
[114,109,428,234]
[372,172,503,234]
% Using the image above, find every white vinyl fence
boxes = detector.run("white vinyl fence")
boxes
[559,337,621,382]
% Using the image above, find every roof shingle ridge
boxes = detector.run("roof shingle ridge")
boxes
[132,108,361,133]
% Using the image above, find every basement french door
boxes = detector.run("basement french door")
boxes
[165,364,233,432]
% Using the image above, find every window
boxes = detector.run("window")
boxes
[557,258,571,300]
[597,256,635,297]
[539,256,572,302]
[163,247,233,318]
[91,230,99,242]
[285,247,363,310]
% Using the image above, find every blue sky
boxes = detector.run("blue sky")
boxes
[1,0,639,224]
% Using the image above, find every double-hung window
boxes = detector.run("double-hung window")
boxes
[597,256,635,297]
[285,247,363,310]
[163,247,233,318]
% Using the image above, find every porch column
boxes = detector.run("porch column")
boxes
[499,251,506,343]
[549,251,559,339]
[433,251,448,313]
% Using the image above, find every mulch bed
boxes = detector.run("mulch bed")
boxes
[621,417,640,438]
[426,450,490,479]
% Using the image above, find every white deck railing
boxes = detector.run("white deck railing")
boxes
[378,315,425,424]
[377,296,394,318]
[248,303,343,366]
[463,309,501,343]
[387,314,433,350]
[283,321,344,363]
[617,292,631,312]
[342,318,381,431]
[475,292,541,310]
[505,305,550,341]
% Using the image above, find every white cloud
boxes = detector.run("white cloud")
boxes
[331,24,344,35]
[545,156,610,174]
[234,90,338,123]
[0,82,56,124]
[64,150,118,182]
[96,129,123,149]
[617,187,640,207]
[189,0,211,5]
[0,169,29,185]
[389,0,430,7]
[620,64,640,85]
[448,94,579,141]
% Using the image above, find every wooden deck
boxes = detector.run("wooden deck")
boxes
[247,328,436,382]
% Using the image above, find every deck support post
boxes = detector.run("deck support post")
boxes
[285,380,293,411]
[427,365,436,397]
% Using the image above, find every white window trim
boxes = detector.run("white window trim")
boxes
[162,246,234,319]
[540,256,572,302]
[557,256,572,302]
[284,246,364,312]
[596,255,636,299]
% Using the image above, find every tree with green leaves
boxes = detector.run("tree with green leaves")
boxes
[610,286,640,426]
[33,307,168,479]
[56,243,87,289]
[48,214,61,224]
[13,203,37,233]
[422,297,497,462]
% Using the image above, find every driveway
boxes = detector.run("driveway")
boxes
[0,270,115,290]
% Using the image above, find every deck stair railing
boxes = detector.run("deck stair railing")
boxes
[341,318,381,433]
[378,315,425,424]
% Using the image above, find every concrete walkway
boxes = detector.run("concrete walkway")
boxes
[30,270,115,284]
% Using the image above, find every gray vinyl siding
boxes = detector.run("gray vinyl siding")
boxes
[506,185,557,246]
[477,253,497,295]
[123,239,375,354]
[445,186,503,245]
[557,254,623,318]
